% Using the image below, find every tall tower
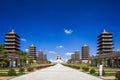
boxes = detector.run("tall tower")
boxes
[43,53,47,60]
[71,54,75,63]
[43,53,47,63]
[97,29,114,54]
[28,44,36,60]
[82,44,89,60]
[38,50,43,60]
[5,29,20,58]
[38,50,43,63]
[75,49,80,62]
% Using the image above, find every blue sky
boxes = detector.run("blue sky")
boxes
[0,0,120,60]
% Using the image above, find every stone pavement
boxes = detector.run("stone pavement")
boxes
[10,64,103,80]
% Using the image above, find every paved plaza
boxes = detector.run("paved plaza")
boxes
[10,64,103,80]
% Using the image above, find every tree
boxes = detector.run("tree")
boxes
[67,59,72,64]
[29,58,33,65]
[18,50,27,67]
[0,44,10,68]
[97,51,102,66]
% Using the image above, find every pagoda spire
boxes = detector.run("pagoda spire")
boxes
[102,29,109,34]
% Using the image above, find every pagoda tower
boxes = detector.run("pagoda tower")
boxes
[5,29,20,58]
[97,29,114,54]
[28,44,36,60]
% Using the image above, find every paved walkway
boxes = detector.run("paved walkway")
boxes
[0,77,14,80]
[10,64,103,80]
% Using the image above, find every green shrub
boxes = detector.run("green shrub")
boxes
[19,68,25,73]
[90,68,95,74]
[8,68,16,76]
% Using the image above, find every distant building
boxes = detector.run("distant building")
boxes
[4,29,20,67]
[38,50,47,64]
[43,53,47,63]
[97,29,113,54]
[71,54,75,63]
[75,49,80,62]
[53,53,64,64]
[38,50,43,63]
[28,44,36,60]
[82,44,89,63]
[71,49,80,63]
[57,53,61,60]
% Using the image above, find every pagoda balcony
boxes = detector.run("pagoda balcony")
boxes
[101,50,113,51]
[102,39,112,40]
[5,43,17,45]
[5,39,19,42]
[98,48,113,50]
[98,38,112,41]
[5,35,18,38]
[97,41,113,44]
[5,46,18,48]
[102,42,113,44]
[101,35,112,37]
[98,36,112,39]
[6,50,17,52]
[101,46,113,48]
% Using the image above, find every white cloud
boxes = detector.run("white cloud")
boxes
[56,45,63,49]
[48,51,57,54]
[64,29,73,34]
[21,38,26,41]
[25,49,29,52]
[65,52,73,56]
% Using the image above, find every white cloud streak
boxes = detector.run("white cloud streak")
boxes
[21,38,26,41]
[56,45,63,49]
[48,51,57,54]
[65,52,73,56]
[64,29,73,34]
[25,49,29,52]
